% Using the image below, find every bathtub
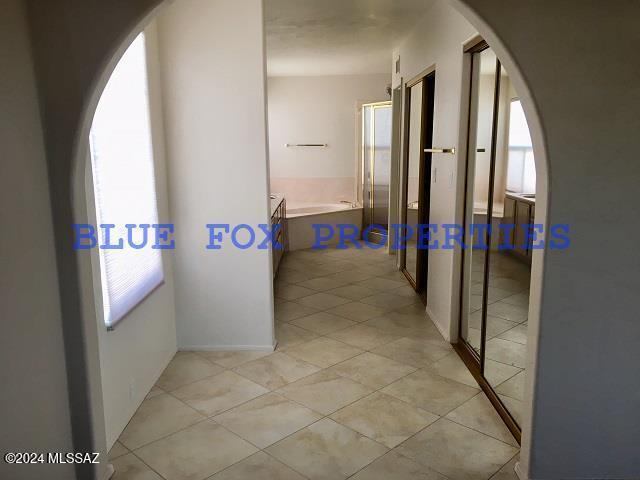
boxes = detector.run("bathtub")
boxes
[284,201,363,251]
[286,202,356,218]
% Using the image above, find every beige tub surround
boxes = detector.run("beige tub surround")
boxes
[270,177,356,204]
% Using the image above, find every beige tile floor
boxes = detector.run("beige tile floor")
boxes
[110,246,520,480]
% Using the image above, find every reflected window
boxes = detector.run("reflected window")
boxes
[506,100,536,194]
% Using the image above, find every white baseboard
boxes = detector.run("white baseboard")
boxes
[425,305,451,342]
[514,461,528,480]
[179,344,276,352]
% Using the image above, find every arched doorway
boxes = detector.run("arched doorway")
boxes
[30,1,551,478]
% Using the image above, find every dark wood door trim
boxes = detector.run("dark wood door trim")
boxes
[400,69,436,302]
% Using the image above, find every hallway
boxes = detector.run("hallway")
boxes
[110,246,520,480]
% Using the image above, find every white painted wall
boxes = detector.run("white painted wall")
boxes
[268,74,390,202]
[0,1,75,478]
[157,0,275,350]
[394,0,475,337]
[85,22,177,449]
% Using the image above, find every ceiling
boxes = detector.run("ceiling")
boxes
[265,0,436,77]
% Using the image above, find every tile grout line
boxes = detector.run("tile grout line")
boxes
[487,451,521,480]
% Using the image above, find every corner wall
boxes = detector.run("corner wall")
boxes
[0,1,75,478]
[157,0,275,350]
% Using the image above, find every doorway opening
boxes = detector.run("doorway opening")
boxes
[50,0,552,476]
[400,69,436,302]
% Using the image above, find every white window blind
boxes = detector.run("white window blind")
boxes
[89,33,164,329]
[506,100,536,194]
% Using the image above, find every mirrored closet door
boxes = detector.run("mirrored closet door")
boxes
[457,40,534,443]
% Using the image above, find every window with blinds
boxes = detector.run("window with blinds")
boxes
[89,33,164,329]
[506,99,536,194]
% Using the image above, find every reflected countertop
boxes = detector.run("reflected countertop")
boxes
[473,201,504,219]
[506,192,536,205]
[270,194,284,217]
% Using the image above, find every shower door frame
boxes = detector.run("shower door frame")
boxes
[361,101,392,245]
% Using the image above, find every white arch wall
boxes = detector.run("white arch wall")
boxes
[16,0,640,478]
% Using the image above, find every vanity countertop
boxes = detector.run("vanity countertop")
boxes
[473,201,504,218]
[506,192,536,205]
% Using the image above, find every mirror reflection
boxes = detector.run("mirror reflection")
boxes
[461,47,498,354]
[404,81,423,284]
[459,46,534,429]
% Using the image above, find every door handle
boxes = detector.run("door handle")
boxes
[424,147,456,154]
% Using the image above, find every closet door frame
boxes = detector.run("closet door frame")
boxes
[400,67,435,299]
[453,38,521,444]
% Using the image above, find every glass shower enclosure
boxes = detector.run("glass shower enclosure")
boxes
[362,102,392,245]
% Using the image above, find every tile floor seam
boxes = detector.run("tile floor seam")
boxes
[258,449,313,480]
[323,330,410,352]
[325,440,390,480]
[125,410,210,452]
[116,392,208,451]
[126,384,281,452]
[487,452,521,480]
[135,417,266,478]
[384,420,477,480]
[190,350,270,369]
[166,431,259,480]
[276,333,459,395]
[328,390,442,445]
[161,370,242,399]
[395,440,454,480]
[211,399,323,452]
[130,449,171,480]
[492,367,523,390]
[174,387,296,422]
[484,349,526,370]
[284,338,365,369]
[322,357,432,413]
[229,353,323,391]
[275,378,373,417]
[108,441,130,461]
[342,450,450,480]
[264,415,392,463]
[444,414,520,448]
